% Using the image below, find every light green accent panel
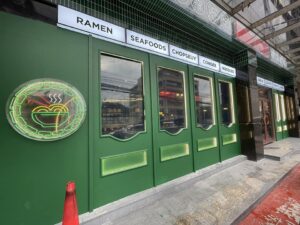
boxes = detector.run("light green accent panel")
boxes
[101,150,147,176]
[277,126,282,132]
[198,137,217,151]
[222,133,237,146]
[160,143,190,162]
[283,125,287,131]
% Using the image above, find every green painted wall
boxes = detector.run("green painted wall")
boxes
[0,10,242,225]
[0,12,89,225]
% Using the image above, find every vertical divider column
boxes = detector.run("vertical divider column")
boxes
[88,35,94,211]
[235,50,264,161]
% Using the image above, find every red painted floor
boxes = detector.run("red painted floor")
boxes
[239,163,300,225]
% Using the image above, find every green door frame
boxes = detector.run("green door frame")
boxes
[92,39,154,208]
[280,93,289,138]
[272,90,287,140]
[150,54,194,185]
[188,66,220,170]
[215,73,241,161]
[89,37,241,209]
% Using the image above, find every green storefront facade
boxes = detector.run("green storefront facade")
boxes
[0,2,298,225]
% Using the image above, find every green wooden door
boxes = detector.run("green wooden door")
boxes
[215,74,240,161]
[92,39,154,208]
[150,55,193,185]
[273,90,283,140]
[280,93,288,138]
[189,66,220,170]
[285,95,293,133]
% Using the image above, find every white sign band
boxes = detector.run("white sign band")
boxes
[126,30,169,55]
[220,64,236,77]
[256,77,284,91]
[58,5,238,78]
[199,56,220,72]
[58,5,125,42]
[169,45,198,64]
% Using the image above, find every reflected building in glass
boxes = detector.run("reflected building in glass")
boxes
[101,54,144,139]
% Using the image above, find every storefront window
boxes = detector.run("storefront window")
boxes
[219,81,233,126]
[280,95,286,121]
[158,67,186,134]
[194,76,214,129]
[101,54,144,139]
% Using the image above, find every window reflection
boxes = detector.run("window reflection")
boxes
[219,81,233,126]
[101,54,144,139]
[194,76,214,129]
[158,68,186,134]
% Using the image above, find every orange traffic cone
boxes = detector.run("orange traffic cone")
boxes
[62,182,79,225]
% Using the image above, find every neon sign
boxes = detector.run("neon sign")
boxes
[6,79,86,141]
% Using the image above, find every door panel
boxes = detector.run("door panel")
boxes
[279,94,288,138]
[189,66,220,170]
[150,55,193,185]
[92,39,153,208]
[258,88,275,145]
[273,90,283,141]
[215,74,240,160]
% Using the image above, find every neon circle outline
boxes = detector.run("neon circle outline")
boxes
[6,78,87,141]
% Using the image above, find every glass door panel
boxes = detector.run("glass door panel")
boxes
[101,54,145,140]
[150,55,193,185]
[92,39,153,208]
[189,66,219,170]
[215,75,240,160]
[158,68,186,134]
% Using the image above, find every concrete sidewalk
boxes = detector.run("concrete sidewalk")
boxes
[82,138,300,225]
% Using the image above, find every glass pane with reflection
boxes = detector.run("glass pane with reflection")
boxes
[194,76,214,129]
[101,54,144,139]
[158,68,186,134]
[219,81,233,126]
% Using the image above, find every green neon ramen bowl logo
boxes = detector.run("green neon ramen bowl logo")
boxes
[6,79,86,141]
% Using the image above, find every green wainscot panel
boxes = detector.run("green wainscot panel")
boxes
[160,143,190,162]
[101,150,147,176]
[198,137,217,151]
[222,133,237,146]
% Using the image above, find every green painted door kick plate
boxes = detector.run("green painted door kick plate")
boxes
[198,137,218,151]
[160,143,190,162]
[222,133,237,146]
[100,149,148,176]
